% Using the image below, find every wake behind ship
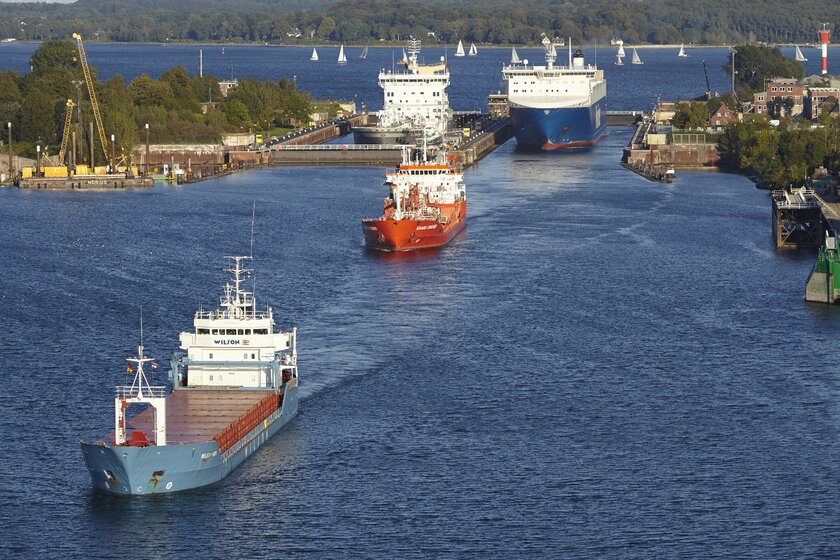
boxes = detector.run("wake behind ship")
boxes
[503,36,606,150]
[363,146,466,252]
[80,256,299,495]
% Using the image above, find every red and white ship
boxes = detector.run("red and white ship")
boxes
[363,147,467,252]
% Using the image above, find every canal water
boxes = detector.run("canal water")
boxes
[1,45,840,558]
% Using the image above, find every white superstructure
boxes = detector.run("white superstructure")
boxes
[176,256,297,388]
[503,37,606,111]
[374,37,452,136]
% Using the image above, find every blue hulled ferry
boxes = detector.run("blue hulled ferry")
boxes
[503,36,607,149]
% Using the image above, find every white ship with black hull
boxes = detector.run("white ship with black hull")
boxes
[353,38,452,145]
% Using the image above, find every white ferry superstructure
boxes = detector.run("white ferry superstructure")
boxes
[353,37,452,145]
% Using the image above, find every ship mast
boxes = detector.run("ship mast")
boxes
[221,256,255,319]
[406,36,421,74]
[115,315,167,447]
[542,35,556,69]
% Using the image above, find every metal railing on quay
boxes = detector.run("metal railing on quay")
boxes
[274,144,406,151]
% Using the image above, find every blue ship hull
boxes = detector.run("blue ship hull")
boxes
[509,100,606,150]
[80,384,299,495]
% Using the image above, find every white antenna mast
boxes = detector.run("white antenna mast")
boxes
[249,200,256,258]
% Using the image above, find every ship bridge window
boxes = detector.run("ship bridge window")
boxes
[254,328,269,335]
[197,328,210,334]
[226,329,237,335]
[238,329,244,335]
[212,329,220,335]
[244,329,251,335]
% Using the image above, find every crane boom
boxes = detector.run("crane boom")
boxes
[58,99,75,165]
[72,33,109,167]
[702,60,712,101]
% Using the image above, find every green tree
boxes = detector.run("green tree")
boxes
[29,40,77,73]
[19,91,56,143]
[725,44,804,97]
[220,99,250,126]
[672,102,709,130]
[129,74,175,108]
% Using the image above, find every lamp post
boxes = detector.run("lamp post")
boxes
[110,133,115,171]
[6,122,11,181]
[730,49,737,97]
[145,123,150,177]
[36,144,40,176]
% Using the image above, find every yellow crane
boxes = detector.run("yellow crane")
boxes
[72,33,110,168]
[58,98,75,166]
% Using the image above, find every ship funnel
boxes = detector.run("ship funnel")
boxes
[572,49,585,69]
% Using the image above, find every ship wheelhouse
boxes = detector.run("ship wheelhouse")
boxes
[171,256,297,390]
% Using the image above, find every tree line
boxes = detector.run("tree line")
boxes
[718,115,840,188]
[0,0,837,46]
[0,41,312,161]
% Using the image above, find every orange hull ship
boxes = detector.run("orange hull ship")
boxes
[363,199,467,251]
[362,148,467,252]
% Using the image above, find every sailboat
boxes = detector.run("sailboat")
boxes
[360,42,369,59]
[615,52,624,66]
[795,45,807,62]
[631,48,643,65]
[455,40,465,57]
[511,46,521,64]
[678,44,688,57]
[468,42,478,56]
[337,44,347,64]
[617,44,626,58]
[310,48,319,61]
[401,48,408,63]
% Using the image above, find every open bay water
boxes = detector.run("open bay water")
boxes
[1,44,840,558]
[2,42,839,111]
[3,132,840,558]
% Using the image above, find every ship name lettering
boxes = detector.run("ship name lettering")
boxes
[416,225,437,230]
[214,339,240,345]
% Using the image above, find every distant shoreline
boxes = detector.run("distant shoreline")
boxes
[1,39,829,50]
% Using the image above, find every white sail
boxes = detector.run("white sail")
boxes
[338,44,347,64]
[617,44,625,57]
[401,48,408,63]
[631,48,642,65]
[795,45,807,62]
[455,40,465,57]
[615,53,624,66]
[511,46,521,64]
[310,48,319,61]
[360,43,369,59]
[468,42,478,56]
[678,44,688,57]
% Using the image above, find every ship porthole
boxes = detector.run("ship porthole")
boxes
[165,482,173,490]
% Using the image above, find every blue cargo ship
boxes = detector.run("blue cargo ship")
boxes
[80,256,299,495]
[503,37,607,150]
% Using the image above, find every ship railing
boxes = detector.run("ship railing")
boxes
[194,309,271,320]
[116,385,167,399]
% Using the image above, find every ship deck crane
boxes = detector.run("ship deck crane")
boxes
[72,33,111,169]
[58,99,75,166]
